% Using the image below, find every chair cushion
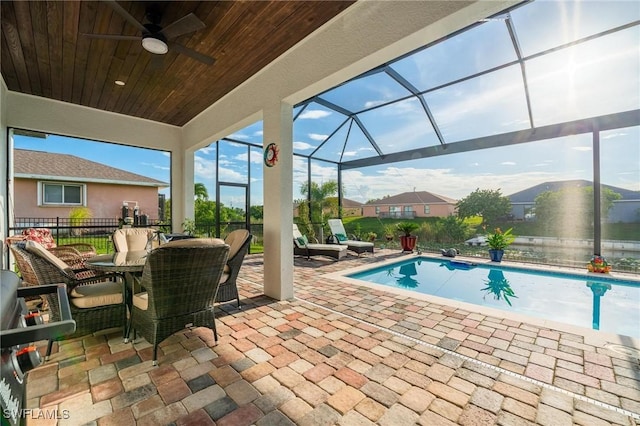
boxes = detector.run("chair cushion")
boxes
[23,228,56,249]
[70,281,123,308]
[295,235,309,248]
[24,240,74,276]
[132,292,148,310]
[344,240,374,247]
[112,228,156,252]
[335,233,347,242]
[162,238,226,248]
[306,243,348,252]
[225,230,250,258]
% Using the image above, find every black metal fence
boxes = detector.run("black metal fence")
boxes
[9,218,264,254]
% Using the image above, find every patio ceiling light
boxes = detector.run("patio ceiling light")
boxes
[141,35,168,55]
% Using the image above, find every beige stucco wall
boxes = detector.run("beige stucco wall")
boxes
[13,179,161,220]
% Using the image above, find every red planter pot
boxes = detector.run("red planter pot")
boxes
[400,235,417,252]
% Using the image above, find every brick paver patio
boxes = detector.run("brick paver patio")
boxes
[25,251,640,425]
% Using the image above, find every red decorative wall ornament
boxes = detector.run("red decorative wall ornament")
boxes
[264,143,279,167]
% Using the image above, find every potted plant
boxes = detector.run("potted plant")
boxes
[383,225,395,241]
[486,227,515,262]
[396,222,419,252]
[366,231,377,242]
[182,218,197,236]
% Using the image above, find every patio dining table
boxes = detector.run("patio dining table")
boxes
[86,250,149,340]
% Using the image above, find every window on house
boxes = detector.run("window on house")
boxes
[375,206,380,214]
[41,182,84,205]
[404,206,413,212]
[424,205,430,214]
[390,206,400,213]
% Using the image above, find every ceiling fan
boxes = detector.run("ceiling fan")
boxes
[82,0,215,66]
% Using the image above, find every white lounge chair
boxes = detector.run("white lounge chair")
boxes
[293,224,347,261]
[327,219,374,255]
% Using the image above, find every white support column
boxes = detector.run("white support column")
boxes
[262,101,294,300]
[171,148,195,233]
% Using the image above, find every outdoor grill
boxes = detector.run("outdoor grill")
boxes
[0,270,75,426]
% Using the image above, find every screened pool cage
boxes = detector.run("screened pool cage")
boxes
[202,1,639,269]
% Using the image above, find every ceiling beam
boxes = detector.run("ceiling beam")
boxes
[340,109,640,170]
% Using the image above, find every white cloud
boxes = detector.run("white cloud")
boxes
[293,141,314,150]
[602,132,627,140]
[299,109,332,119]
[501,161,516,166]
[235,151,262,164]
[140,162,170,171]
[364,100,385,108]
[228,133,249,140]
[253,130,264,137]
[309,133,327,141]
[571,146,592,152]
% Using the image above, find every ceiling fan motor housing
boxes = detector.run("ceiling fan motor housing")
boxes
[141,24,168,55]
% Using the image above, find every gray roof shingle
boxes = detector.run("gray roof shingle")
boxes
[14,149,168,187]
[366,191,457,205]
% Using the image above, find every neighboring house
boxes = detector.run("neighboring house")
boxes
[329,197,363,217]
[13,149,168,220]
[508,180,640,223]
[292,198,363,218]
[363,191,457,218]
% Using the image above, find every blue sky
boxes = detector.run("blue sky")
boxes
[13,0,640,208]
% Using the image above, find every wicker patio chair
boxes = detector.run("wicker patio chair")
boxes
[9,241,125,358]
[112,227,158,252]
[215,229,252,308]
[127,238,229,365]
[7,228,97,271]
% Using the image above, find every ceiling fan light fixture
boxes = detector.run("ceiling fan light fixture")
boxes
[142,35,168,55]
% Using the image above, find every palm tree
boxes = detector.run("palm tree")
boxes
[299,181,339,223]
[195,183,209,200]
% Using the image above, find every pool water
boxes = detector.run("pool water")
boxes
[348,257,640,338]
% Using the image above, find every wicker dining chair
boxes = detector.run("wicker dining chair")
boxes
[112,227,158,252]
[9,241,125,358]
[127,238,229,365]
[215,229,252,308]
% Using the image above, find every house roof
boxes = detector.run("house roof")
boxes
[342,198,364,208]
[365,191,457,206]
[14,149,168,187]
[508,180,640,202]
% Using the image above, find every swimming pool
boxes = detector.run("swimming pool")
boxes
[347,257,640,338]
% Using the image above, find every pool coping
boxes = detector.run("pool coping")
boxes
[322,253,640,349]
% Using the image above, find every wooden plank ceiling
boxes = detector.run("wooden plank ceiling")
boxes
[1,1,354,126]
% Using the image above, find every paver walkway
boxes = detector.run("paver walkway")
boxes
[25,251,640,425]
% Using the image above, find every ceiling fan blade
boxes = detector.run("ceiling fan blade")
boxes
[104,0,147,33]
[82,34,141,41]
[169,42,215,65]
[161,13,206,40]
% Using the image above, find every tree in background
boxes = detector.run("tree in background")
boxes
[69,207,93,236]
[456,188,512,228]
[195,182,209,200]
[534,186,622,235]
[249,205,263,221]
[299,181,340,225]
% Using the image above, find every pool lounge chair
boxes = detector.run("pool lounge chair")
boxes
[293,224,347,261]
[327,219,374,255]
